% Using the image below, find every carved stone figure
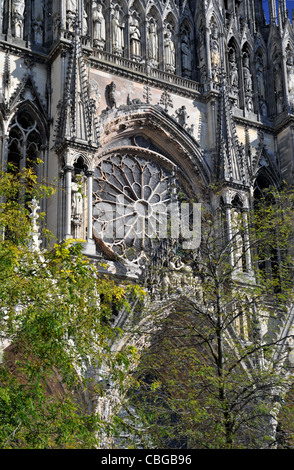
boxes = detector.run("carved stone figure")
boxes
[164,28,175,72]
[83,9,88,35]
[130,15,141,59]
[245,95,253,112]
[107,81,116,109]
[93,3,106,48]
[176,105,189,128]
[32,18,43,45]
[286,53,294,96]
[229,50,238,88]
[71,181,83,220]
[67,0,77,12]
[147,19,158,65]
[112,8,125,55]
[181,30,192,78]
[210,25,220,81]
[243,54,252,93]
[256,58,265,98]
[259,98,267,117]
[12,0,25,16]
[12,0,25,38]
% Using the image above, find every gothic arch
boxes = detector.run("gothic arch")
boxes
[96,105,211,195]
[6,104,48,178]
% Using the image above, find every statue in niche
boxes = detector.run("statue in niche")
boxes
[83,9,88,35]
[12,0,25,38]
[67,0,77,12]
[210,25,220,81]
[147,19,158,65]
[111,8,125,55]
[259,98,267,117]
[71,179,84,239]
[164,27,175,72]
[181,30,192,78]
[130,14,141,59]
[93,2,106,48]
[32,0,44,45]
[66,0,77,31]
[286,52,294,96]
[243,54,252,93]
[245,95,253,112]
[32,18,43,45]
[229,50,238,89]
[256,57,265,99]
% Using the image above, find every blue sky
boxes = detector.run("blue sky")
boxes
[262,0,294,22]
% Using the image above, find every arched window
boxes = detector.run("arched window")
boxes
[254,173,280,290]
[7,110,43,175]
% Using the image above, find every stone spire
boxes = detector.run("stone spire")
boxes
[217,72,247,185]
[55,11,98,148]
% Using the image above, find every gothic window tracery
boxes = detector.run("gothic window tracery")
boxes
[92,152,188,265]
[7,110,43,175]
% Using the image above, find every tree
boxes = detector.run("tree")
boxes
[0,165,141,449]
[124,185,294,449]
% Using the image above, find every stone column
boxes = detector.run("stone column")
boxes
[242,209,252,273]
[226,205,235,267]
[205,26,212,83]
[64,164,74,239]
[83,169,96,255]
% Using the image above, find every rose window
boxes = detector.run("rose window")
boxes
[93,153,182,262]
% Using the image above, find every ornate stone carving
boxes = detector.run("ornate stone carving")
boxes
[111,7,125,56]
[210,24,220,82]
[243,53,252,93]
[181,29,192,78]
[106,81,116,109]
[229,49,238,89]
[286,50,294,98]
[147,18,159,66]
[32,18,43,46]
[130,12,141,60]
[256,56,265,99]
[12,0,25,38]
[175,105,189,128]
[93,2,106,48]
[164,27,176,73]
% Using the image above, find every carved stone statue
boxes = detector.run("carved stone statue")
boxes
[164,28,175,72]
[66,0,77,12]
[130,14,141,59]
[243,54,252,92]
[83,9,88,35]
[111,8,125,55]
[107,81,116,109]
[71,181,83,220]
[210,25,220,82]
[176,105,189,128]
[229,50,238,88]
[181,30,192,78]
[256,58,265,99]
[93,3,106,48]
[32,18,43,45]
[286,53,294,96]
[147,19,158,65]
[12,0,25,38]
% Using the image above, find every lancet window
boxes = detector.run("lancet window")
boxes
[7,110,44,176]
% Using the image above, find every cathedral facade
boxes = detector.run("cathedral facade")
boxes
[1,0,294,445]
[0,0,293,265]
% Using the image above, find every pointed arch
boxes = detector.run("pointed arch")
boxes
[95,104,211,198]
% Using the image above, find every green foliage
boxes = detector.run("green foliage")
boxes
[125,185,294,449]
[0,167,141,448]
